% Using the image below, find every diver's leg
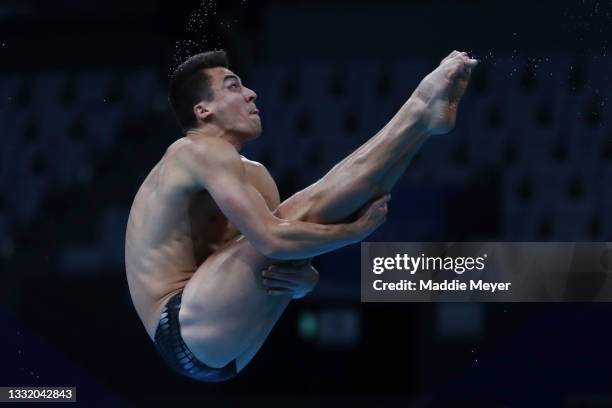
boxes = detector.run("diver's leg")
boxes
[277,101,429,224]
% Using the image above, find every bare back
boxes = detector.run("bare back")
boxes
[125,137,280,340]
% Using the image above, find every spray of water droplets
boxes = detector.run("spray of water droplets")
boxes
[172,0,221,73]
[171,0,247,74]
[465,0,611,119]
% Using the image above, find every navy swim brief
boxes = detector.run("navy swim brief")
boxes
[154,292,237,382]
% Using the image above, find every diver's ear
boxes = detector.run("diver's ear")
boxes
[194,102,213,122]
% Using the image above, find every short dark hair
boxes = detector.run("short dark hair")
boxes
[169,50,229,132]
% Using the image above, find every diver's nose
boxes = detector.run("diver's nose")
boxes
[245,87,257,102]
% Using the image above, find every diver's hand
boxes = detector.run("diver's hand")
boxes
[349,194,390,242]
[262,261,320,299]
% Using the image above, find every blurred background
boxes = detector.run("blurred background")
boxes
[1,0,611,406]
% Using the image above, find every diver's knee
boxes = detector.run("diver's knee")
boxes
[187,333,240,369]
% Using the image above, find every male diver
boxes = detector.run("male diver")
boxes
[125,50,478,381]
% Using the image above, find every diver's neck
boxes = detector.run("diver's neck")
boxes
[186,127,243,151]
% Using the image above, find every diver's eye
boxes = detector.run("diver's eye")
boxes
[229,83,240,90]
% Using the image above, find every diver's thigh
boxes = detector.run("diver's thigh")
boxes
[178,237,289,367]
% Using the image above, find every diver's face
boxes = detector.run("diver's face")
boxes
[204,67,261,139]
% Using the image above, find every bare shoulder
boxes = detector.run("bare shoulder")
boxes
[240,156,280,210]
[240,156,275,183]
[240,156,269,175]
[163,136,244,191]
[169,136,241,169]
